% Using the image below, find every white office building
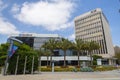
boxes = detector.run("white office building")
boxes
[74,8,115,65]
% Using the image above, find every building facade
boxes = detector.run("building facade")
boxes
[9,33,60,50]
[8,33,91,66]
[74,8,115,64]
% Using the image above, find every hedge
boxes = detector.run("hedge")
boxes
[94,66,117,71]
[40,66,80,72]
[39,66,119,72]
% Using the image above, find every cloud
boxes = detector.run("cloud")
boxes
[13,0,76,31]
[11,4,20,14]
[0,0,7,10]
[0,17,20,35]
[0,0,20,35]
[68,33,75,41]
[0,0,7,16]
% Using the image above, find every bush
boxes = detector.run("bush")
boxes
[40,66,80,72]
[60,66,68,68]
[94,66,117,71]
[72,67,77,72]
[8,51,38,74]
[0,67,1,73]
[80,67,94,72]
[41,67,52,72]
[0,43,39,74]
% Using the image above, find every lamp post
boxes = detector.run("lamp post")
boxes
[3,38,23,75]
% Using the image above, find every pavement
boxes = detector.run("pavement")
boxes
[0,70,120,80]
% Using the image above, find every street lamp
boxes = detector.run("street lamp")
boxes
[3,37,23,75]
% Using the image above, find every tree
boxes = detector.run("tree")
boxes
[73,39,84,66]
[84,41,100,65]
[44,50,52,66]
[0,43,39,74]
[42,39,57,66]
[57,38,72,66]
[115,52,120,59]
[8,51,38,74]
[92,55,102,65]
[0,43,9,66]
[115,52,120,65]
[35,49,44,73]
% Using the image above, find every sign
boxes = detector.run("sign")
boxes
[97,59,102,65]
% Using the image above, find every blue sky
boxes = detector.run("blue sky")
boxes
[0,0,120,46]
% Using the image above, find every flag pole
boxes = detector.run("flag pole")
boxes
[3,38,22,76]
[31,56,34,74]
[15,55,19,75]
[23,56,27,75]
[3,40,13,75]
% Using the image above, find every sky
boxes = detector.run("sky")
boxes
[0,0,120,46]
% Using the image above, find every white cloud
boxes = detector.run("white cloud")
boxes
[11,4,20,14]
[0,17,20,35]
[0,0,7,11]
[0,0,20,35]
[13,0,76,31]
[68,33,75,41]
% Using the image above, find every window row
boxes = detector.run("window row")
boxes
[77,35,103,41]
[75,21,101,29]
[76,26,102,33]
[75,16,101,26]
[75,13,101,23]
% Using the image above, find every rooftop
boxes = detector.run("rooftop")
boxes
[74,8,102,21]
[10,33,60,38]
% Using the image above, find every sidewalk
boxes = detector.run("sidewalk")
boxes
[0,70,120,80]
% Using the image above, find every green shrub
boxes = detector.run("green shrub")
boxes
[94,66,117,71]
[0,67,1,73]
[80,67,94,72]
[41,67,51,72]
[8,51,38,74]
[72,67,77,72]
[40,66,80,72]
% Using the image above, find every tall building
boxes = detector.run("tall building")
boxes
[74,8,115,59]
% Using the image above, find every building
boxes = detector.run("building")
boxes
[8,33,91,66]
[74,8,115,65]
[114,46,120,53]
[9,33,60,50]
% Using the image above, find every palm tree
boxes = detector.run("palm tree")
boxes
[42,39,57,66]
[85,41,100,65]
[73,39,84,66]
[57,38,72,67]
[44,50,52,66]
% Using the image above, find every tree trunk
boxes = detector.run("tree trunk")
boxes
[90,51,93,66]
[50,50,53,66]
[47,56,48,66]
[64,50,66,67]
[77,51,80,66]
[38,56,41,73]
[50,55,52,66]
